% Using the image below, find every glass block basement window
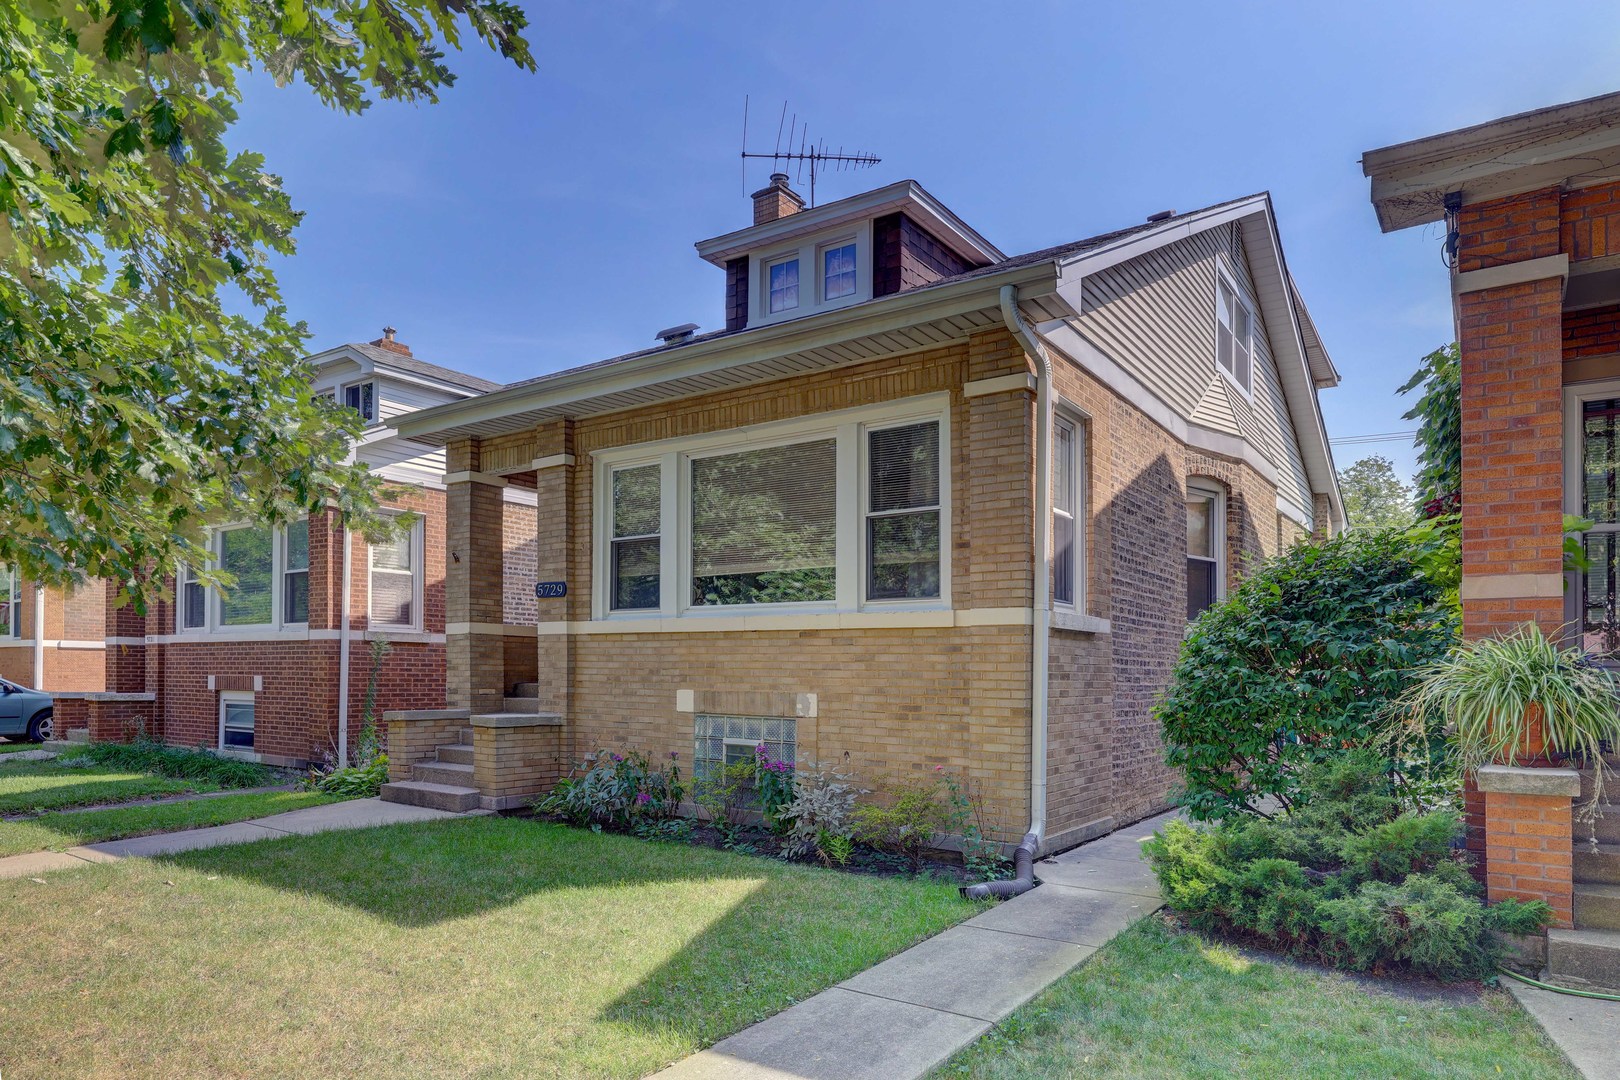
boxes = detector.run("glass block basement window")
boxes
[693,715,797,781]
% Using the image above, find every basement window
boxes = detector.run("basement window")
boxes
[220,692,255,751]
[694,714,797,782]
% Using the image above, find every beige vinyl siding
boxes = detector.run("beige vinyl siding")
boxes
[1075,224,1314,514]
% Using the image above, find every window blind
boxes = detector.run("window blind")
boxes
[691,439,837,605]
[866,421,941,600]
[219,526,273,625]
[371,523,416,626]
[283,520,309,624]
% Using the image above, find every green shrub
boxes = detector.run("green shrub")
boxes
[313,754,388,798]
[538,748,684,832]
[850,769,957,871]
[1157,528,1457,821]
[79,738,278,788]
[1143,754,1551,981]
[781,759,866,862]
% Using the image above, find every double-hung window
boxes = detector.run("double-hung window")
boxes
[178,562,207,630]
[1572,393,1620,659]
[218,525,275,627]
[1215,275,1254,394]
[370,517,422,629]
[1186,480,1225,621]
[865,422,941,601]
[0,567,20,638]
[345,382,376,423]
[595,397,950,619]
[609,464,662,611]
[1052,414,1083,607]
[283,519,310,624]
[767,257,799,313]
[822,242,857,301]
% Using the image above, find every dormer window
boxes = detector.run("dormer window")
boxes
[768,257,800,313]
[823,242,857,300]
[344,381,376,423]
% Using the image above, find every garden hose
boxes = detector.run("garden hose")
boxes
[1498,966,1620,1001]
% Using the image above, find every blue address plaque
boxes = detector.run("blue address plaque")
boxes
[533,581,568,599]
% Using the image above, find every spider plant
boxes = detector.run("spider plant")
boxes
[1391,623,1620,820]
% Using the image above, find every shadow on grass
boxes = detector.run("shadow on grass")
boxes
[0,768,201,815]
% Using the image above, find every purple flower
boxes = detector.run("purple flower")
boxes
[670,750,679,760]
[613,754,623,763]
[636,792,652,804]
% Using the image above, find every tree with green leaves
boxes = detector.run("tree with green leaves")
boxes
[1338,454,1413,531]
[1398,343,1461,514]
[0,0,534,609]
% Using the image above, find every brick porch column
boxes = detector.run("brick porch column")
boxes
[531,419,574,725]
[1478,765,1579,928]
[445,438,508,714]
[103,583,147,695]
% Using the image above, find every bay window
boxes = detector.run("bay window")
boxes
[177,520,311,633]
[594,396,950,618]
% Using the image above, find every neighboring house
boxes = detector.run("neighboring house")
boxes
[72,332,538,766]
[1365,91,1620,983]
[0,572,105,692]
[381,174,1344,852]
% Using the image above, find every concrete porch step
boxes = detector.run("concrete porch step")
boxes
[511,682,541,698]
[458,727,475,744]
[1546,926,1620,992]
[1574,842,1620,885]
[379,781,480,813]
[436,744,474,766]
[412,761,475,787]
[501,697,541,714]
[1582,804,1620,844]
[468,712,564,726]
[1574,882,1620,931]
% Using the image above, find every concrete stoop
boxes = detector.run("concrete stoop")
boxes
[1554,781,1620,995]
[380,728,480,812]
[1545,927,1620,994]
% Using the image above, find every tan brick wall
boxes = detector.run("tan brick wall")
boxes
[473,720,566,802]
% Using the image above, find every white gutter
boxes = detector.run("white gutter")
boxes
[32,586,45,688]
[1000,284,1051,853]
[337,524,353,766]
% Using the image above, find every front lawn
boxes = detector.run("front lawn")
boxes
[0,790,340,857]
[0,815,974,1079]
[0,739,42,754]
[0,759,210,815]
[936,919,1576,1079]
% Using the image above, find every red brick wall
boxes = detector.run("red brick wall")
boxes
[1484,789,1574,928]
[1456,187,1561,272]
[1561,184,1620,261]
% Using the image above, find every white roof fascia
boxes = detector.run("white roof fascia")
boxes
[695,180,1005,267]
[393,260,1061,443]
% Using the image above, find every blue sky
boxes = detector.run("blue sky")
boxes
[233,0,1620,482]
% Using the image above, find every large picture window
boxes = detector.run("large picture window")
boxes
[218,525,274,627]
[691,439,837,606]
[595,397,950,619]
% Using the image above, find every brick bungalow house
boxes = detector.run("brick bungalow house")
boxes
[1364,90,1620,987]
[380,175,1345,855]
[0,575,106,698]
[66,334,539,767]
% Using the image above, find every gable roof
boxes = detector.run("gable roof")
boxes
[312,342,503,395]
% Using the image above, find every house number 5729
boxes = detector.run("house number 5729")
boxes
[533,581,568,599]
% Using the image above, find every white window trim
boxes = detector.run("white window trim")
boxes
[178,519,309,636]
[1562,378,1620,639]
[751,220,872,328]
[343,380,379,426]
[0,566,20,639]
[218,690,255,753]
[1187,478,1227,619]
[1214,262,1257,401]
[591,394,952,621]
[1051,406,1086,612]
[368,514,425,632]
[282,518,311,628]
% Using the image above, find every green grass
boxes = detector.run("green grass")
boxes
[0,758,216,815]
[0,816,976,1079]
[935,919,1577,1079]
[0,739,42,754]
[0,790,341,857]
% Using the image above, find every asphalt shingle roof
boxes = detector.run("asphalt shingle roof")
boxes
[347,342,505,394]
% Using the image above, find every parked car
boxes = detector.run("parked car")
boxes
[0,679,53,742]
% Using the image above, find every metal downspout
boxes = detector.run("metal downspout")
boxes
[32,586,44,689]
[963,284,1053,900]
[337,523,353,767]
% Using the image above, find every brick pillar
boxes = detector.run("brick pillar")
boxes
[446,439,508,713]
[104,584,146,694]
[532,420,574,722]
[1455,188,1566,639]
[1462,776,1487,883]
[1478,765,1579,928]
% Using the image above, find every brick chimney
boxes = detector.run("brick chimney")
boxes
[369,325,412,356]
[751,173,805,226]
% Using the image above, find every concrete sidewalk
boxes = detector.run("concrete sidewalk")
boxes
[1508,980,1620,1080]
[0,797,463,879]
[655,811,1174,1080]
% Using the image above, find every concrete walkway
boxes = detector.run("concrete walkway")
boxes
[656,811,1174,1080]
[1508,981,1620,1080]
[0,797,463,879]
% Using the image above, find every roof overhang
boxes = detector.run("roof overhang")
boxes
[1052,193,1345,532]
[392,260,1069,446]
[695,180,1005,268]
[1363,91,1620,233]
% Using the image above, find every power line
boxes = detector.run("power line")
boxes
[1330,430,1418,445]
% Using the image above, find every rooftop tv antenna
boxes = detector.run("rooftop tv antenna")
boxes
[741,97,881,208]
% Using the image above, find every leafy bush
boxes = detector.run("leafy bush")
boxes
[538,749,684,832]
[750,745,797,833]
[313,754,389,798]
[79,738,278,788]
[691,759,758,838]
[1158,527,1457,820]
[782,758,866,862]
[851,768,958,871]
[1144,754,1551,980]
